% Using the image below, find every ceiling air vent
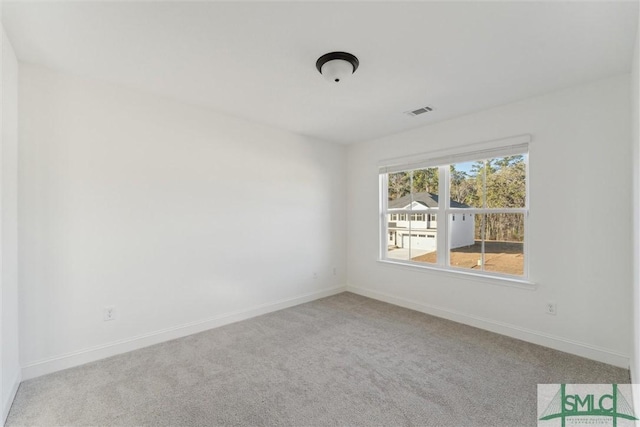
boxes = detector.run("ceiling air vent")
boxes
[405,106,434,117]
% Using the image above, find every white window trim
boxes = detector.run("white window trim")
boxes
[377,258,537,290]
[379,134,530,174]
[379,134,533,287]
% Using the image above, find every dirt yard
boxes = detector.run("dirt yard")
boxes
[411,241,524,276]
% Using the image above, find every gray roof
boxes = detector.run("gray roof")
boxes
[388,192,469,209]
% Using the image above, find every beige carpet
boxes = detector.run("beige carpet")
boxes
[6,292,629,426]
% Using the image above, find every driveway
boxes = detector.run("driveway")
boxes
[387,247,433,260]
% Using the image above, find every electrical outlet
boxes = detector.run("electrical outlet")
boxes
[103,306,116,321]
[313,272,318,280]
[546,302,557,316]
[333,267,337,276]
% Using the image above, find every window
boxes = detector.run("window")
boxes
[380,137,529,280]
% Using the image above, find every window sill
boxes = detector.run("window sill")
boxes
[377,258,537,290]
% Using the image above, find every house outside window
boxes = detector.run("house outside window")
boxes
[380,137,529,280]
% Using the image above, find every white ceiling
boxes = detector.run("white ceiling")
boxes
[2,1,638,144]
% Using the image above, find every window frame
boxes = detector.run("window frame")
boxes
[378,135,531,285]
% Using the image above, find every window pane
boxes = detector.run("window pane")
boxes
[387,218,438,264]
[412,168,438,200]
[448,213,525,276]
[485,155,526,208]
[388,172,410,203]
[450,161,482,208]
[449,214,481,270]
[483,213,524,276]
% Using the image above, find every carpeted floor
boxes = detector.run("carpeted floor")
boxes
[6,292,630,426]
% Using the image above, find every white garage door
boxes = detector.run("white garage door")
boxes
[401,234,436,251]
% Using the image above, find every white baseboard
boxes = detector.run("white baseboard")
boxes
[2,370,21,426]
[347,285,630,369]
[22,286,347,381]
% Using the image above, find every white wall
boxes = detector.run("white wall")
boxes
[1,23,20,425]
[347,75,632,367]
[18,64,347,379]
[631,11,640,403]
[449,214,474,249]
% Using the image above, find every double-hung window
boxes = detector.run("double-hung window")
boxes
[380,136,529,280]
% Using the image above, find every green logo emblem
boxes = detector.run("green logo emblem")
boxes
[539,384,637,427]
